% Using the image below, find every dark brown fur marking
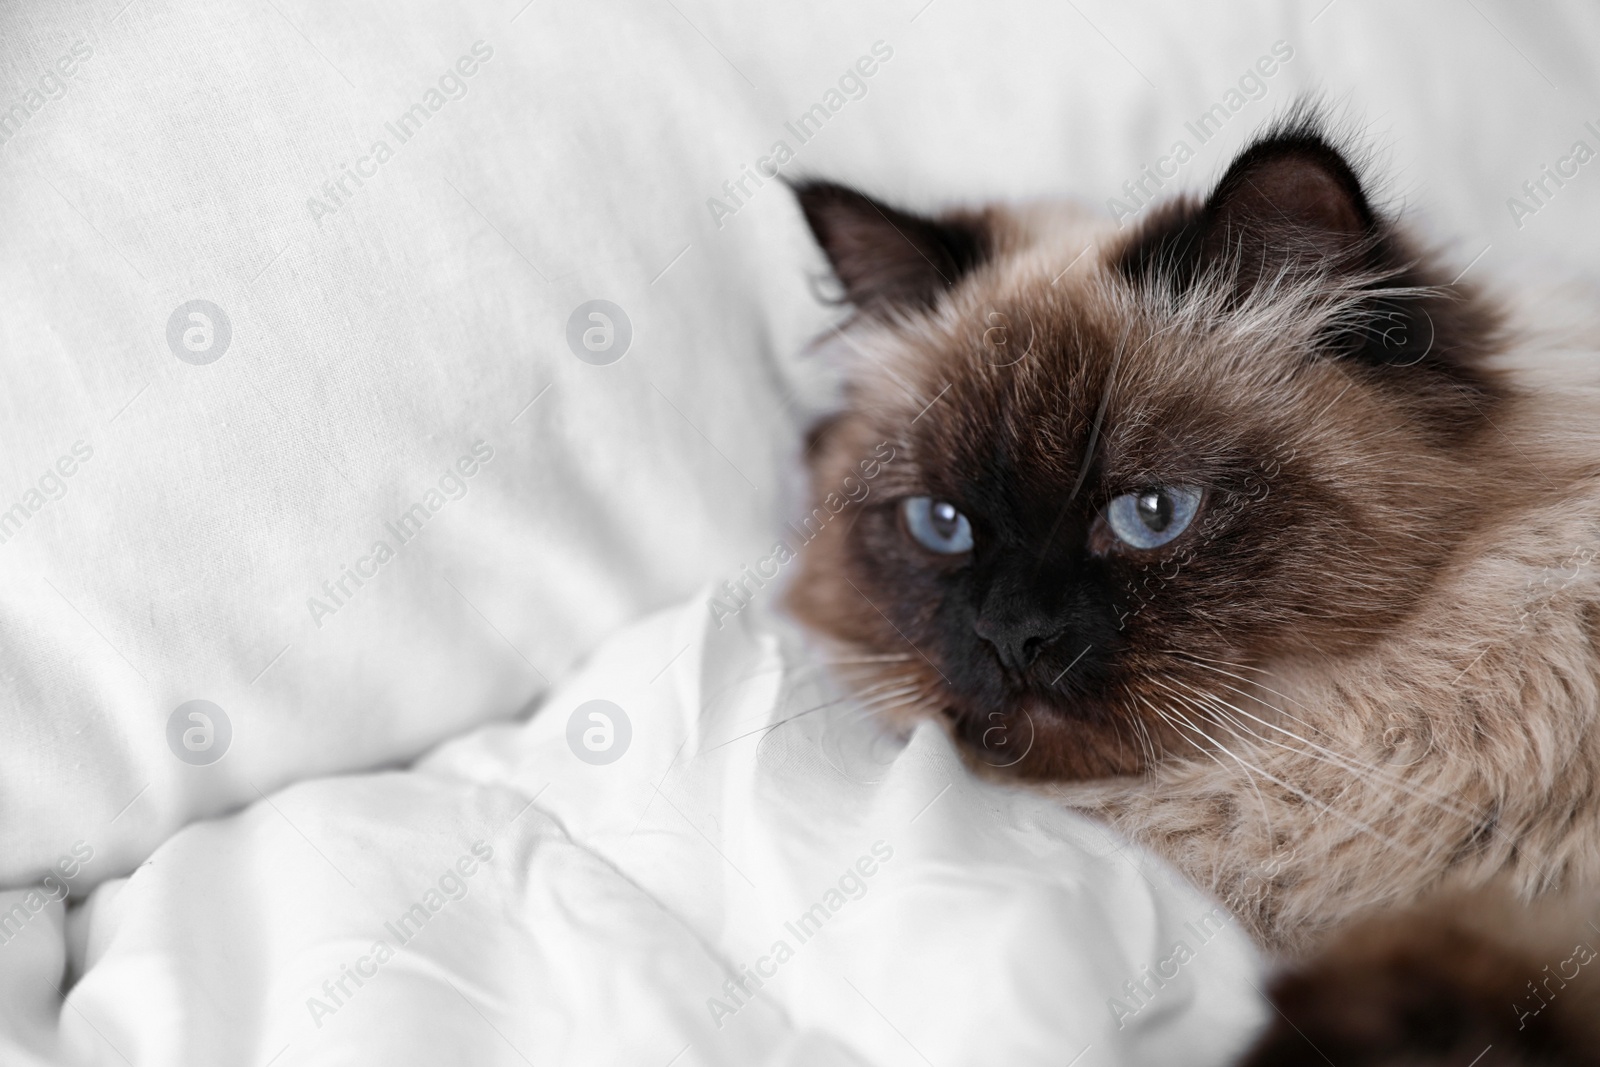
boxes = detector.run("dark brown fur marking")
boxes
[1242,898,1600,1066]
[791,179,990,314]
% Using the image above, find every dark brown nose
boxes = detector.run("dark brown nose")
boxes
[973,598,1063,673]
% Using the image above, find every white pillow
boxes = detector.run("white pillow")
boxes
[2,0,1597,890]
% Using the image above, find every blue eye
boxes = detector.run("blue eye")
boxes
[901,496,974,554]
[1105,487,1203,550]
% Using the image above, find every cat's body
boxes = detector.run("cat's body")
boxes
[787,113,1600,1062]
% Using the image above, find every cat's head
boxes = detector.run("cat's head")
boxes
[787,115,1517,780]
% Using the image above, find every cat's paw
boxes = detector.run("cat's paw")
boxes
[1238,898,1600,1067]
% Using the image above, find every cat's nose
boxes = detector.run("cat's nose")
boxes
[973,604,1062,673]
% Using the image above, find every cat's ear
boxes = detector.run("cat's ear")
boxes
[792,180,989,313]
[1117,116,1502,400]
[1116,121,1378,296]
[1199,130,1375,287]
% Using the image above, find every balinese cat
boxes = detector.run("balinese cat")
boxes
[786,110,1600,1064]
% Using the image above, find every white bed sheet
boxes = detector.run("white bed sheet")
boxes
[13,599,1262,1066]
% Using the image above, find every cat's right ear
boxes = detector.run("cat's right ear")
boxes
[791,180,989,315]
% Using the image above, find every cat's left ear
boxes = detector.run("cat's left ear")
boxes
[792,180,990,315]
[1118,122,1378,296]
[1199,131,1375,288]
[1118,117,1496,377]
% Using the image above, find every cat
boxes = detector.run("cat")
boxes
[785,108,1600,1064]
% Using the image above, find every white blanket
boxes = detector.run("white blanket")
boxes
[16,600,1262,1066]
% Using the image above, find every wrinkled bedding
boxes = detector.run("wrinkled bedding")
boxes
[15,601,1263,1065]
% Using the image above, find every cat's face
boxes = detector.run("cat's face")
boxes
[789,122,1513,780]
